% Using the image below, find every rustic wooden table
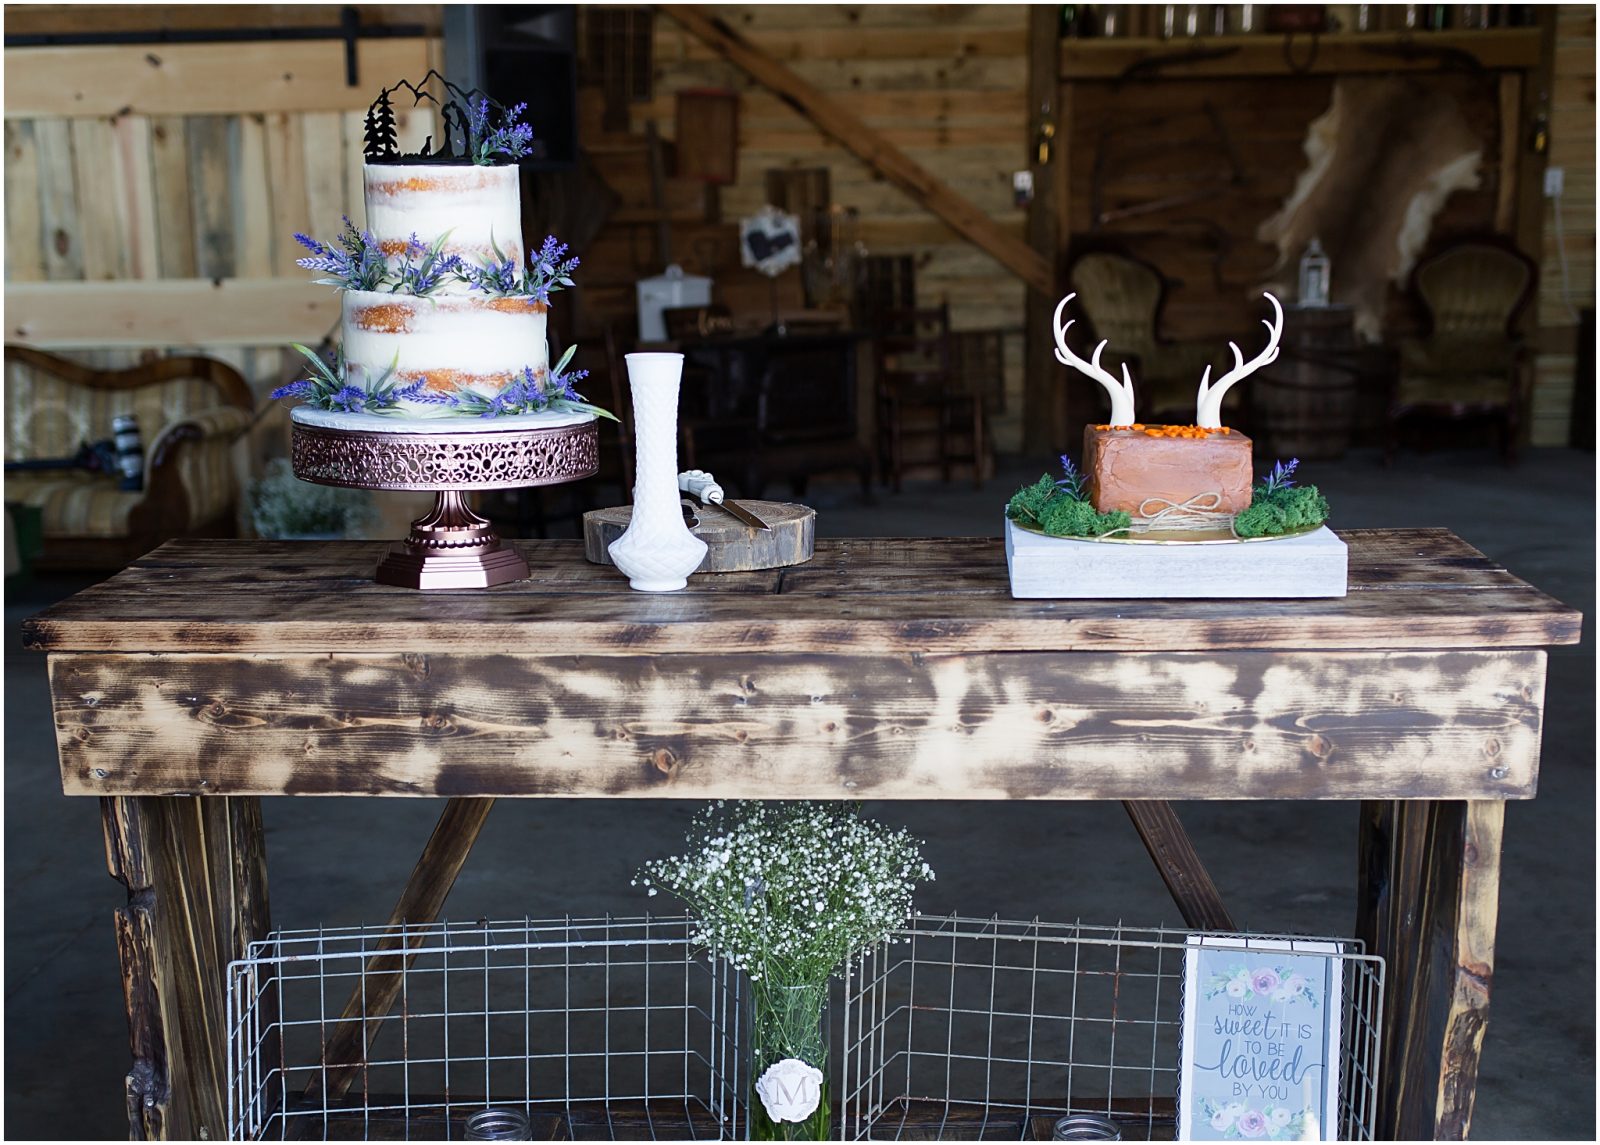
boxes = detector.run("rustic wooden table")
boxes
[23,531,1579,1142]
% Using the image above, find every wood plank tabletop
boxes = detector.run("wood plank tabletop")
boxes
[21,530,1581,655]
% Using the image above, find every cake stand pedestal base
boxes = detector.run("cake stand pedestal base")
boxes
[374,490,530,590]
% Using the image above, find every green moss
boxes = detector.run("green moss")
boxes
[1006,474,1130,538]
[1234,483,1329,538]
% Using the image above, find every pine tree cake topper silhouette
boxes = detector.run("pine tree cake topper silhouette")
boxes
[363,71,539,165]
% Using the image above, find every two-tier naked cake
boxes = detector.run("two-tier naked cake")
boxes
[272,73,607,426]
[1004,290,1346,598]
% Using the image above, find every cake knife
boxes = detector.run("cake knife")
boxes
[678,470,771,531]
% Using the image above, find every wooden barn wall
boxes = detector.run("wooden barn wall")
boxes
[592,4,1032,451]
[3,29,440,501]
[1064,73,1505,340]
[1531,4,1596,446]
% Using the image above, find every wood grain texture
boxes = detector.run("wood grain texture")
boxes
[584,500,816,572]
[102,794,270,1140]
[6,277,340,346]
[48,648,1546,800]
[21,531,1582,656]
[1058,29,1543,80]
[1123,801,1235,930]
[1356,800,1504,1140]
[3,39,433,118]
[660,6,1051,294]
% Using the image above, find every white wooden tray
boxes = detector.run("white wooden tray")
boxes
[1003,517,1348,599]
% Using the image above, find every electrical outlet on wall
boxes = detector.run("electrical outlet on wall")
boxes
[1544,166,1566,198]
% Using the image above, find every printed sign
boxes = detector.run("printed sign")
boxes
[1178,936,1344,1142]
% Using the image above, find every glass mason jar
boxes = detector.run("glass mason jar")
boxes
[749,979,830,1141]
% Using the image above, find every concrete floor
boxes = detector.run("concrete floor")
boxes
[5,446,1593,1140]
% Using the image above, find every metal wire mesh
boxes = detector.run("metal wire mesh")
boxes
[841,916,1384,1142]
[226,916,743,1141]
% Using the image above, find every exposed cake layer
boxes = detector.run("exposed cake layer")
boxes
[1083,424,1253,517]
[342,290,549,411]
[363,163,523,293]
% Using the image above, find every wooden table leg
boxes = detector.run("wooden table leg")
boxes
[1122,800,1236,931]
[1356,799,1503,1141]
[102,795,271,1141]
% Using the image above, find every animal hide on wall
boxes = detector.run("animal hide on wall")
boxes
[1257,77,1484,341]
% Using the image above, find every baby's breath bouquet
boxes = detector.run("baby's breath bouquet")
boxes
[637,801,934,1140]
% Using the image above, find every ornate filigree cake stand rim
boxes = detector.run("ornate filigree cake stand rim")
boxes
[287,416,600,590]
[290,417,600,492]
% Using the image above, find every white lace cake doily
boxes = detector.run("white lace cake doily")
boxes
[290,406,594,434]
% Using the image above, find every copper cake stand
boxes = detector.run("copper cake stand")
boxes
[291,414,599,589]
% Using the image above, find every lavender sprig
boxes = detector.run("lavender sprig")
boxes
[268,346,424,416]
[294,217,386,292]
[391,231,462,296]
[1260,457,1300,495]
[448,346,617,421]
[456,233,579,304]
[1056,455,1089,501]
[466,98,537,164]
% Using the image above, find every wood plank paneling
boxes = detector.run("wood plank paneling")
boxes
[4,38,433,118]
[4,120,44,281]
[50,648,1546,800]
[595,6,1032,447]
[1531,4,1596,445]
[6,279,340,347]
[33,118,83,280]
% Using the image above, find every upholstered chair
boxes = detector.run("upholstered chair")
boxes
[1389,240,1537,464]
[4,346,255,569]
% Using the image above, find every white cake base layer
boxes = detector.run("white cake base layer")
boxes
[291,406,593,433]
[1004,519,1348,599]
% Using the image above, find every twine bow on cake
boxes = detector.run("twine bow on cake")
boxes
[1104,491,1237,537]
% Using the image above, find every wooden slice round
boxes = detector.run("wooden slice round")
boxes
[583,501,815,572]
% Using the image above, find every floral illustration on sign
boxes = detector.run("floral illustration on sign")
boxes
[1203,964,1321,1007]
[1199,1098,1314,1141]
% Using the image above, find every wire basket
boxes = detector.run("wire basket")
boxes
[841,916,1384,1142]
[227,916,744,1141]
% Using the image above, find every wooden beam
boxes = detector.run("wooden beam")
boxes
[658,6,1052,295]
[310,797,495,1103]
[1122,801,1236,930]
[1356,800,1504,1140]
[6,278,339,347]
[1060,28,1544,81]
[1023,3,1065,456]
[3,37,433,119]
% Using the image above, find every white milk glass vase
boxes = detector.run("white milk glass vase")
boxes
[608,353,708,592]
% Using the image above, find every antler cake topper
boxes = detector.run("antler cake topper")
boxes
[1052,293,1137,427]
[1052,291,1284,429]
[1196,292,1283,429]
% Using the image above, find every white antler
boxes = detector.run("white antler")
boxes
[1196,292,1284,429]
[1053,293,1136,426]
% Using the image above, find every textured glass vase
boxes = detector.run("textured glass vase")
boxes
[750,979,830,1141]
[607,353,707,591]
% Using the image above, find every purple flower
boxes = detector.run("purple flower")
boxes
[1250,968,1281,996]
[1056,455,1087,500]
[1237,1109,1268,1138]
[270,378,316,401]
[330,385,373,413]
[1261,457,1299,494]
[469,98,537,163]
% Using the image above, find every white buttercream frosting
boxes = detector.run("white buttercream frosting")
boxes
[341,290,549,412]
[362,163,524,294]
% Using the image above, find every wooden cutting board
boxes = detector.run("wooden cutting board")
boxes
[582,500,815,572]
